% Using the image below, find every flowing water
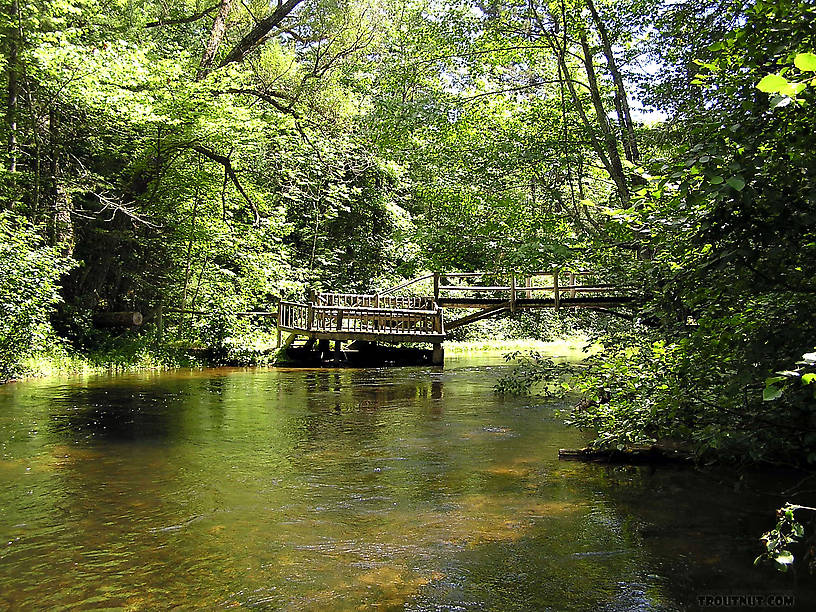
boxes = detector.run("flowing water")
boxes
[1,354,813,610]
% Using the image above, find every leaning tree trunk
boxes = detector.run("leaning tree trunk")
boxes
[579,33,629,205]
[5,0,19,172]
[585,0,640,165]
[197,0,233,80]
[48,108,73,254]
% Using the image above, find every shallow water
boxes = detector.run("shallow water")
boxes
[0,354,813,610]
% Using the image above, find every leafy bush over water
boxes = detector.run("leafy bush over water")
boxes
[0,212,72,379]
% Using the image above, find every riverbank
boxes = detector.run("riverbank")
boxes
[5,336,589,383]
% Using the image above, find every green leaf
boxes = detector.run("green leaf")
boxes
[709,176,724,184]
[802,373,816,385]
[757,74,789,93]
[780,81,807,97]
[726,176,745,191]
[794,52,816,72]
[774,551,794,565]
[763,386,783,401]
[770,94,792,109]
[793,523,805,538]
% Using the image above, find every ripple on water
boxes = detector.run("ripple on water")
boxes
[0,363,814,610]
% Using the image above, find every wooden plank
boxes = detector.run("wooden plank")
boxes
[438,285,513,292]
[312,305,439,316]
[309,330,446,343]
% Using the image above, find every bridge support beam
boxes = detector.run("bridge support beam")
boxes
[318,338,330,357]
[432,343,444,366]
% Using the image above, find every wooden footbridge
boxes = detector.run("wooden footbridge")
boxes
[277,271,632,365]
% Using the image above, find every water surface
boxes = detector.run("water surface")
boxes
[1,355,812,610]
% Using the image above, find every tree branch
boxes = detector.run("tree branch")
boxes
[218,0,305,68]
[191,145,260,226]
[219,88,300,117]
[145,5,218,28]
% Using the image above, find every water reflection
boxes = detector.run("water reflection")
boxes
[0,361,814,610]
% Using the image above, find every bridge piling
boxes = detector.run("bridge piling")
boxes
[432,343,444,366]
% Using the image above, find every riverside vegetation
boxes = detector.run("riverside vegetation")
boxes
[1,0,815,575]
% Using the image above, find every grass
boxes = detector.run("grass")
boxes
[8,331,595,383]
[445,336,596,358]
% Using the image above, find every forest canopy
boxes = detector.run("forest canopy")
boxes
[1,0,815,464]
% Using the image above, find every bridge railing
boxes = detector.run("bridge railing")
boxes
[278,301,444,337]
[316,292,434,310]
[430,271,624,307]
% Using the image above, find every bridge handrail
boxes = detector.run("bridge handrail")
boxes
[278,300,443,336]
[379,273,435,296]
[317,292,433,309]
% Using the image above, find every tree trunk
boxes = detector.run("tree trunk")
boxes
[579,33,629,205]
[93,312,144,328]
[5,0,19,172]
[218,0,304,68]
[197,0,233,80]
[48,109,73,254]
[586,0,640,164]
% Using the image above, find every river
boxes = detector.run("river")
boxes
[1,354,813,610]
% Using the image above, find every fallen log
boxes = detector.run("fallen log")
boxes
[93,311,143,328]
[558,446,692,464]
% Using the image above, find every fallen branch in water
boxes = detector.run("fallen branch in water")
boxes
[558,445,693,464]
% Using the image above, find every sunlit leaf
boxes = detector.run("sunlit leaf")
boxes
[794,52,816,72]
[774,551,794,565]
[757,74,789,93]
[763,386,783,401]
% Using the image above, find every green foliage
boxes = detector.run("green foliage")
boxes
[0,212,72,379]
[755,504,816,574]
[494,351,574,396]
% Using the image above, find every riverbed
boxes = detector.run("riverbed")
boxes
[1,354,812,610]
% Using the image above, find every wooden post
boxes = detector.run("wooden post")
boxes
[433,272,440,303]
[334,340,342,362]
[553,269,560,311]
[433,307,444,367]
[307,303,314,331]
[276,302,282,347]
[336,308,344,331]
[526,275,532,299]
[433,306,443,335]
[570,272,576,299]
[432,343,444,366]
[374,293,380,308]
[510,273,516,313]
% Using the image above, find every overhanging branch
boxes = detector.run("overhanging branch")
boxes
[191,145,260,226]
[145,5,218,28]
